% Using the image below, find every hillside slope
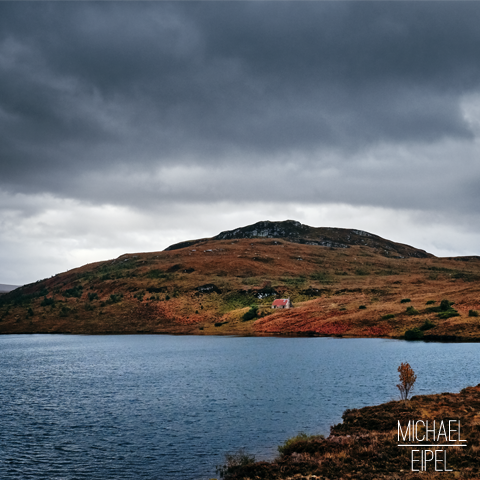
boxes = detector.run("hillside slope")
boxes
[1,221,479,339]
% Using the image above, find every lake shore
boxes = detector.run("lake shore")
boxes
[216,384,480,479]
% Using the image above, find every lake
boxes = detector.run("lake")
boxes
[1,335,479,479]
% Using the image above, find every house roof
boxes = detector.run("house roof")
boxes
[272,299,289,306]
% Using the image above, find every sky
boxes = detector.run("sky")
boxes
[1,2,480,285]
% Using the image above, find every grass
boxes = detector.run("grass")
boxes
[309,272,334,284]
[355,268,370,276]
[405,306,419,315]
[277,432,325,456]
[280,276,306,286]
[419,319,436,331]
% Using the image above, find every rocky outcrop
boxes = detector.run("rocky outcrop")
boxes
[165,220,433,259]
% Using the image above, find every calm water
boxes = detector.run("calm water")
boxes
[1,335,479,480]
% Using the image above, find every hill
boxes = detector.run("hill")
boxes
[0,284,21,293]
[1,220,479,339]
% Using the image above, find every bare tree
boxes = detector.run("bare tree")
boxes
[397,362,417,400]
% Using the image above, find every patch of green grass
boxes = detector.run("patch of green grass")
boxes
[419,319,436,331]
[355,268,370,276]
[406,306,419,315]
[147,269,172,280]
[278,432,325,456]
[381,314,395,320]
[220,292,256,313]
[438,309,460,319]
[310,272,334,284]
[281,276,306,286]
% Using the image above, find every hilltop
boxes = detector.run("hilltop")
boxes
[1,220,479,339]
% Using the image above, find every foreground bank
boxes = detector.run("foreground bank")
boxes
[215,384,480,480]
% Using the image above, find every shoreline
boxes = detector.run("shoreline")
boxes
[2,330,480,344]
[215,384,480,479]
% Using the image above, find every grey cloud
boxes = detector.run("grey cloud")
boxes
[1,2,480,210]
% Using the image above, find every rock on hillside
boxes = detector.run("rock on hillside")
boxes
[166,220,432,259]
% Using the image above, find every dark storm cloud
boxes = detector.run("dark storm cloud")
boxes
[1,2,480,206]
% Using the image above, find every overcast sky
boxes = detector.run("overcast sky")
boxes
[1,2,480,285]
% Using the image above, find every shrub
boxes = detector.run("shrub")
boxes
[277,432,325,456]
[59,305,70,317]
[404,328,424,340]
[165,294,170,301]
[397,362,417,400]
[440,299,452,310]
[63,285,83,298]
[359,305,366,310]
[406,306,419,315]
[84,303,94,311]
[106,293,123,305]
[41,297,55,307]
[27,307,34,317]
[400,298,411,303]
[469,310,479,317]
[242,306,258,322]
[382,314,395,320]
[419,319,436,331]
[216,449,256,479]
[88,292,98,302]
[426,300,436,305]
[436,300,460,319]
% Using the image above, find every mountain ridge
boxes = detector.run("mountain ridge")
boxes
[165,220,432,259]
